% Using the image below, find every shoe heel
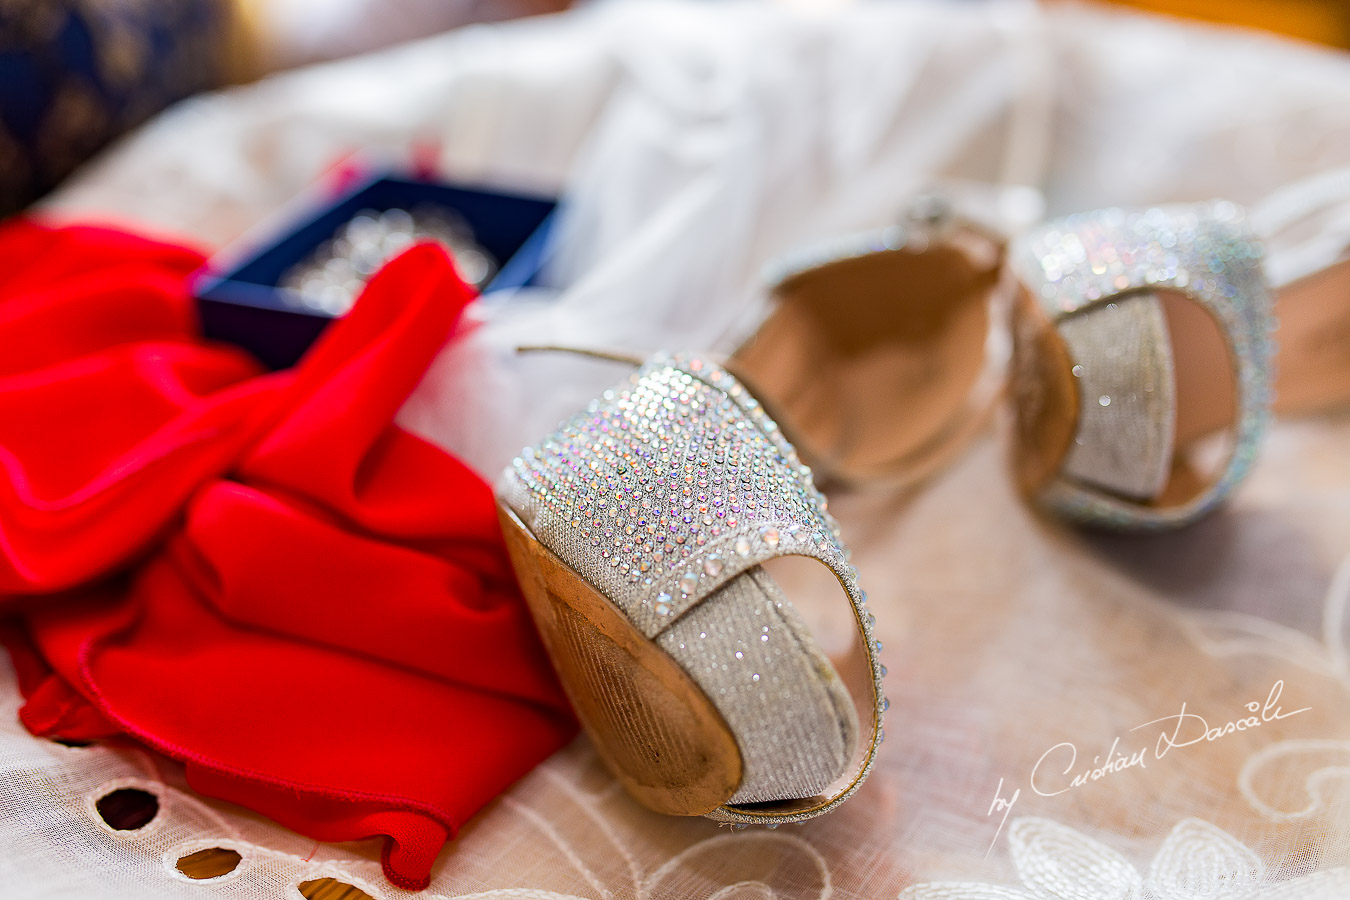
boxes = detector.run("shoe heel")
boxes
[497,500,743,816]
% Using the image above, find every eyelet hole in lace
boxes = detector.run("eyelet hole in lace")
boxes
[175,848,242,879]
[51,737,94,748]
[95,787,158,831]
[298,877,376,900]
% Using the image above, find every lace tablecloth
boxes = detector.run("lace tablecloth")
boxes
[9,2,1350,897]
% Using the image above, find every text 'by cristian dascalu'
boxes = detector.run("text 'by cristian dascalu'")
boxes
[982,679,1310,855]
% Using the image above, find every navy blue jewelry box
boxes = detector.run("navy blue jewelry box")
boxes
[192,173,557,370]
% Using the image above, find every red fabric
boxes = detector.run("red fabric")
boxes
[0,220,575,890]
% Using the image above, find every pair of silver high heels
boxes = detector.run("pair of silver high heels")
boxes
[494,195,1350,826]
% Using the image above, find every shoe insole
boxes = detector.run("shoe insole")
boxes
[1272,257,1350,416]
[728,232,999,485]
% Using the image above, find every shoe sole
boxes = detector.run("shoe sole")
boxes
[497,500,743,816]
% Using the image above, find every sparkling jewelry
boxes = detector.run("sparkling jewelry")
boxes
[279,206,498,315]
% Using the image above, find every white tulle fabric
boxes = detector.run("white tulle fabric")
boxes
[11,1,1350,897]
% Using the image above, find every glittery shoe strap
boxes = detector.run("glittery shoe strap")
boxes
[1056,293,1177,501]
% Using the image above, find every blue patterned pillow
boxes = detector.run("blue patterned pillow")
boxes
[0,0,227,214]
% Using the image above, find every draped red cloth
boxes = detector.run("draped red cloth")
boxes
[0,220,575,890]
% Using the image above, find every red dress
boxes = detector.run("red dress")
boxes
[0,220,575,890]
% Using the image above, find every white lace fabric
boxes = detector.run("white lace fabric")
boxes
[10,1,1350,897]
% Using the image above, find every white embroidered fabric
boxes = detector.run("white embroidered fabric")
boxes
[13,1,1350,897]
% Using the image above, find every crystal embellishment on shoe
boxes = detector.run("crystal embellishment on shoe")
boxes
[498,354,884,824]
[1008,202,1275,530]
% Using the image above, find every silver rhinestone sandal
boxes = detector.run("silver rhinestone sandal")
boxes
[498,355,884,823]
[1007,203,1276,530]
[519,200,1010,497]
